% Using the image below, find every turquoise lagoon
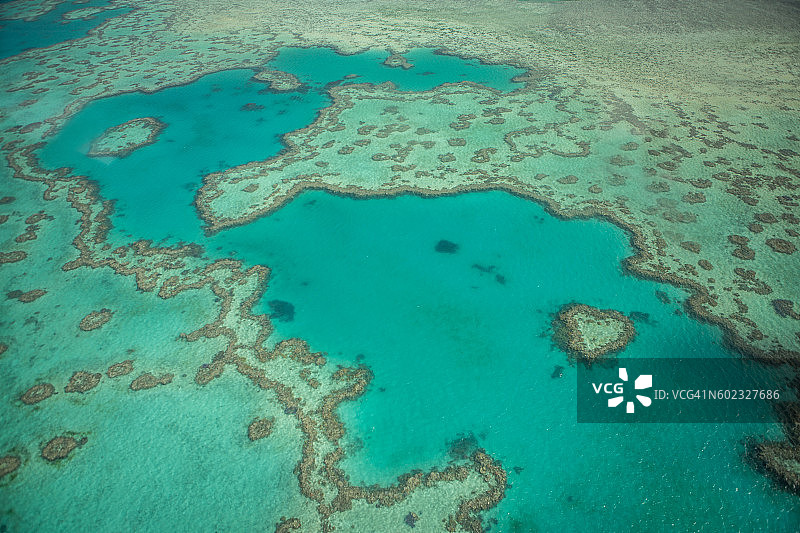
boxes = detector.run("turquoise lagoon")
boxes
[0,0,130,61]
[263,190,796,531]
[39,47,524,246]
[28,48,800,530]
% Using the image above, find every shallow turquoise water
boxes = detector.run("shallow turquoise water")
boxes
[269,47,525,92]
[258,189,796,531]
[0,0,130,60]
[32,47,799,530]
[39,47,525,245]
[41,67,328,245]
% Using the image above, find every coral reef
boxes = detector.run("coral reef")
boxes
[88,117,166,158]
[79,309,113,331]
[750,442,800,496]
[553,303,636,362]
[0,455,21,479]
[130,373,174,391]
[20,383,55,405]
[107,360,134,378]
[0,0,798,528]
[41,436,86,462]
[64,371,102,393]
[247,417,275,441]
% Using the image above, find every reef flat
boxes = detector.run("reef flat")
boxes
[1,0,799,530]
[196,80,800,364]
[252,68,303,92]
[88,117,165,158]
[0,155,505,531]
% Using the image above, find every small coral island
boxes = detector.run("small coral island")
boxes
[88,117,165,158]
[553,303,636,362]
[383,52,413,69]
[252,69,303,92]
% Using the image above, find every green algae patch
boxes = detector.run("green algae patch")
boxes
[553,303,636,362]
[88,117,165,158]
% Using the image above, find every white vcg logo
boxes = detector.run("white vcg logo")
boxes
[592,368,653,414]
